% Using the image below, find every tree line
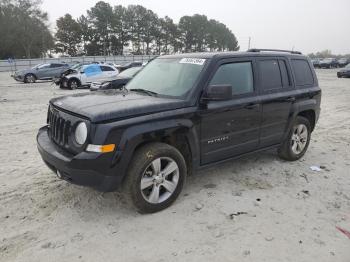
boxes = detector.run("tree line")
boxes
[55,1,239,56]
[307,50,350,59]
[0,0,54,59]
[0,0,239,59]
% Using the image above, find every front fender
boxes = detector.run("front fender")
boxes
[110,117,200,180]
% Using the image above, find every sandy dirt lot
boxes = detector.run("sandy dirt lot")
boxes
[0,69,349,262]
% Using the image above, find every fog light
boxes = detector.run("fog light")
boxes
[86,144,115,153]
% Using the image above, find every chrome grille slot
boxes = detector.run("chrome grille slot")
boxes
[48,107,71,146]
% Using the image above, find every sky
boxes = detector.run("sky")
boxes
[42,0,350,54]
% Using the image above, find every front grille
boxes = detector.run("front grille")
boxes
[47,107,71,146]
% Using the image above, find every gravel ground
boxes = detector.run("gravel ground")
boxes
[0,70,349,262]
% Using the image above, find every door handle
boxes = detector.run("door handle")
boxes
[285,96,296,102]
[244,103,260,110]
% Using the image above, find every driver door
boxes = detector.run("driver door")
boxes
[199,58,262,165]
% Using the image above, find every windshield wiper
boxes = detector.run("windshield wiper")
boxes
[129,88,158,96]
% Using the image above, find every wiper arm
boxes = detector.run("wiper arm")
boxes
[129,88,158,96]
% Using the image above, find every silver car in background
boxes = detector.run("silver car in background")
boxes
[12,63,69,83]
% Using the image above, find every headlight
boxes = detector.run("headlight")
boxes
[74,122,87,145]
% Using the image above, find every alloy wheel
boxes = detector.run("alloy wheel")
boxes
[26,75,35,83]
[140,157,179,204]
[71,80,78,89]
[291,124,308,154]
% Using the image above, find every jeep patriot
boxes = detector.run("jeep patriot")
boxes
[37,49,321,213]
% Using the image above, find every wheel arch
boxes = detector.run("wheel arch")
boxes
[111,119,200,182]
[283,99,318,142]
[68,77,81,86]
[24,73,37,82]
[133,130,194,176]
[298,110,316,131]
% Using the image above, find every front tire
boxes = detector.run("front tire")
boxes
[24,73,36,83]
[68,79,80,90]
[123,142,187,213]
[278,116,311,161]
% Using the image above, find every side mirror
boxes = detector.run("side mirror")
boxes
[202,84,232,101]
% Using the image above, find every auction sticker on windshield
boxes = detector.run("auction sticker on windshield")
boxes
[179,58,206,65]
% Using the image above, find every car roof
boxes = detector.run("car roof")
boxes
[160,51,306,60]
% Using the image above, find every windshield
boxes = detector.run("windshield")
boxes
[70,63,82,70]
[126,58,206,97]
[119,67,142,78]
[31,63,45,69]
[38,63,50,69]
[345,64,350,69]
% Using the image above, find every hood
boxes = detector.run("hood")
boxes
[50,90,187,123]
[15,68,32,75]
[339,68,350,72]
[65,71,80,78]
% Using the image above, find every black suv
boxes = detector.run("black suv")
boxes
[37,49,321,213]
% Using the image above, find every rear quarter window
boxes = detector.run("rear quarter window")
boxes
[100,66,115,72]
[291,59,314,86]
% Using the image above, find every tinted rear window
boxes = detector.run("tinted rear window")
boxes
[291,59,314,86]
[100,66,115,72]
[50,64,65,68]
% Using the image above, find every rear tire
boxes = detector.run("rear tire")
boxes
[278,116,311,161]
[24,73,36,83]
[123,142,187,213]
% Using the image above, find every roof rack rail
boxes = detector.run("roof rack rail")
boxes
[247,48,302,55]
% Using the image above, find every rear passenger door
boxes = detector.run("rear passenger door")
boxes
[257,57,295,148]
[200,58,262,164]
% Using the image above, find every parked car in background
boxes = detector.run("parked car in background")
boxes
[337,63,350,78]
[116,61,143,72]
[105,62,120,69]
[319,58,339,68]
[12,63,69,83]
[337,58,349,68]
[311,58,321,68]
[59,64,119,89]
[90,66,142,91]
[53,62,91,87]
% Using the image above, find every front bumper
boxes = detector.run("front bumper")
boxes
[12,74,24,82]
[37,126,122,192]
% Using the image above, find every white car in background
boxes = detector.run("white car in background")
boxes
[61,64,119,89]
